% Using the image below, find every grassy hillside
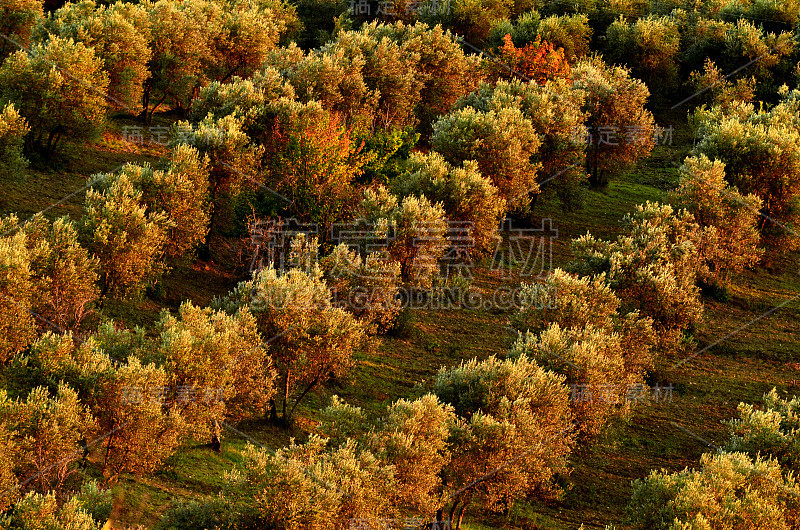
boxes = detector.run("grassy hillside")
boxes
[4,110,799,529]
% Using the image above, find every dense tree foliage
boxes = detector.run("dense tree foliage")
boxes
[1,489,106,530]
[489,12,592,60]
[572,57,654,188]
[236,435,395,529]
[629,451,800,529]
[129,145,212,260]
[692,89,800,251]
[0,222,37,364]
[491,35,570,85]
[0,103,29,178]
[80,171,172,300]
[569,202,704,352]
[455,78,587,209]
[432,353,574,523]
[42,0,151,111]
[0,0,42,61]
[259,99,367,230]
[0,36,109,156]
[512,270,656,434]
[360,186,447,288]
[671,155,763,287]
[171,113,261,231]
[214,264,368,425]
[320,242,403,332]
[22,214,100,331]
[724,389,800,473]
[392,151,505,253]
[605,15,680,99]
[2,0,800,526]
[155,302,276,448]
[431,105,540,209]
[0,384,95,496]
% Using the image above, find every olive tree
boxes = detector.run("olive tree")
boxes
[43,0,151,111]
[360,186,448,288]
[94,356,187,482]
[513,268,656,379]
[489,12,592,60]
[258,99,368,231]
[572,57,654,188]
[0,223,37,363]
[0,103,29,177]
[203,0,289,84]
[367,395,455,515]
[364,21,482,133]
[190,68,295,128]
[724,389,800,473]
[509,324,640,439]
[0,36,109,156]
[0,384,95,495]
[80,170,172,300]
[235,436,396,529]
[431,354,574,526]
[629,452,800,529]
[320,242,403,333]
[454,78,587,210]
[22,214,100,331]
[171,113,262,232]
[692,90,800,251]
[1,490,104,530]
[431,105,541,209]
[0,0,43,61]
[132,144,212,260]
[275,45,375,129]
[213,265,368,426]
[143,0,291,119]
[537,13,592,59]
[671,155,763,287]
[392,151,506,254]
[9,331,187,483]
[155,302,276,449]
[569,202,704,353]
[687,59,755,111]
[142,0,209,120]
[318,393,456,516]
[605,15,681,99]
[319,27,422,130]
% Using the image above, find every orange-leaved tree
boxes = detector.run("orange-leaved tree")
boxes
[492,34,570,85]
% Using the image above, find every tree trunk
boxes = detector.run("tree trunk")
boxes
[207,179,223,234]
[448,501,460,528]
[528,191,539,217]
[140,79,152,122]
[285,372,322,425]
[97,277,110,309]
[455,505,465,530]
[281,370,290,424]
[587,134,601,188]
[79,438,89,469]
[103,430,115,471]
[210,419,222,453]
[433,508,444,529]
[268,397,278,424]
